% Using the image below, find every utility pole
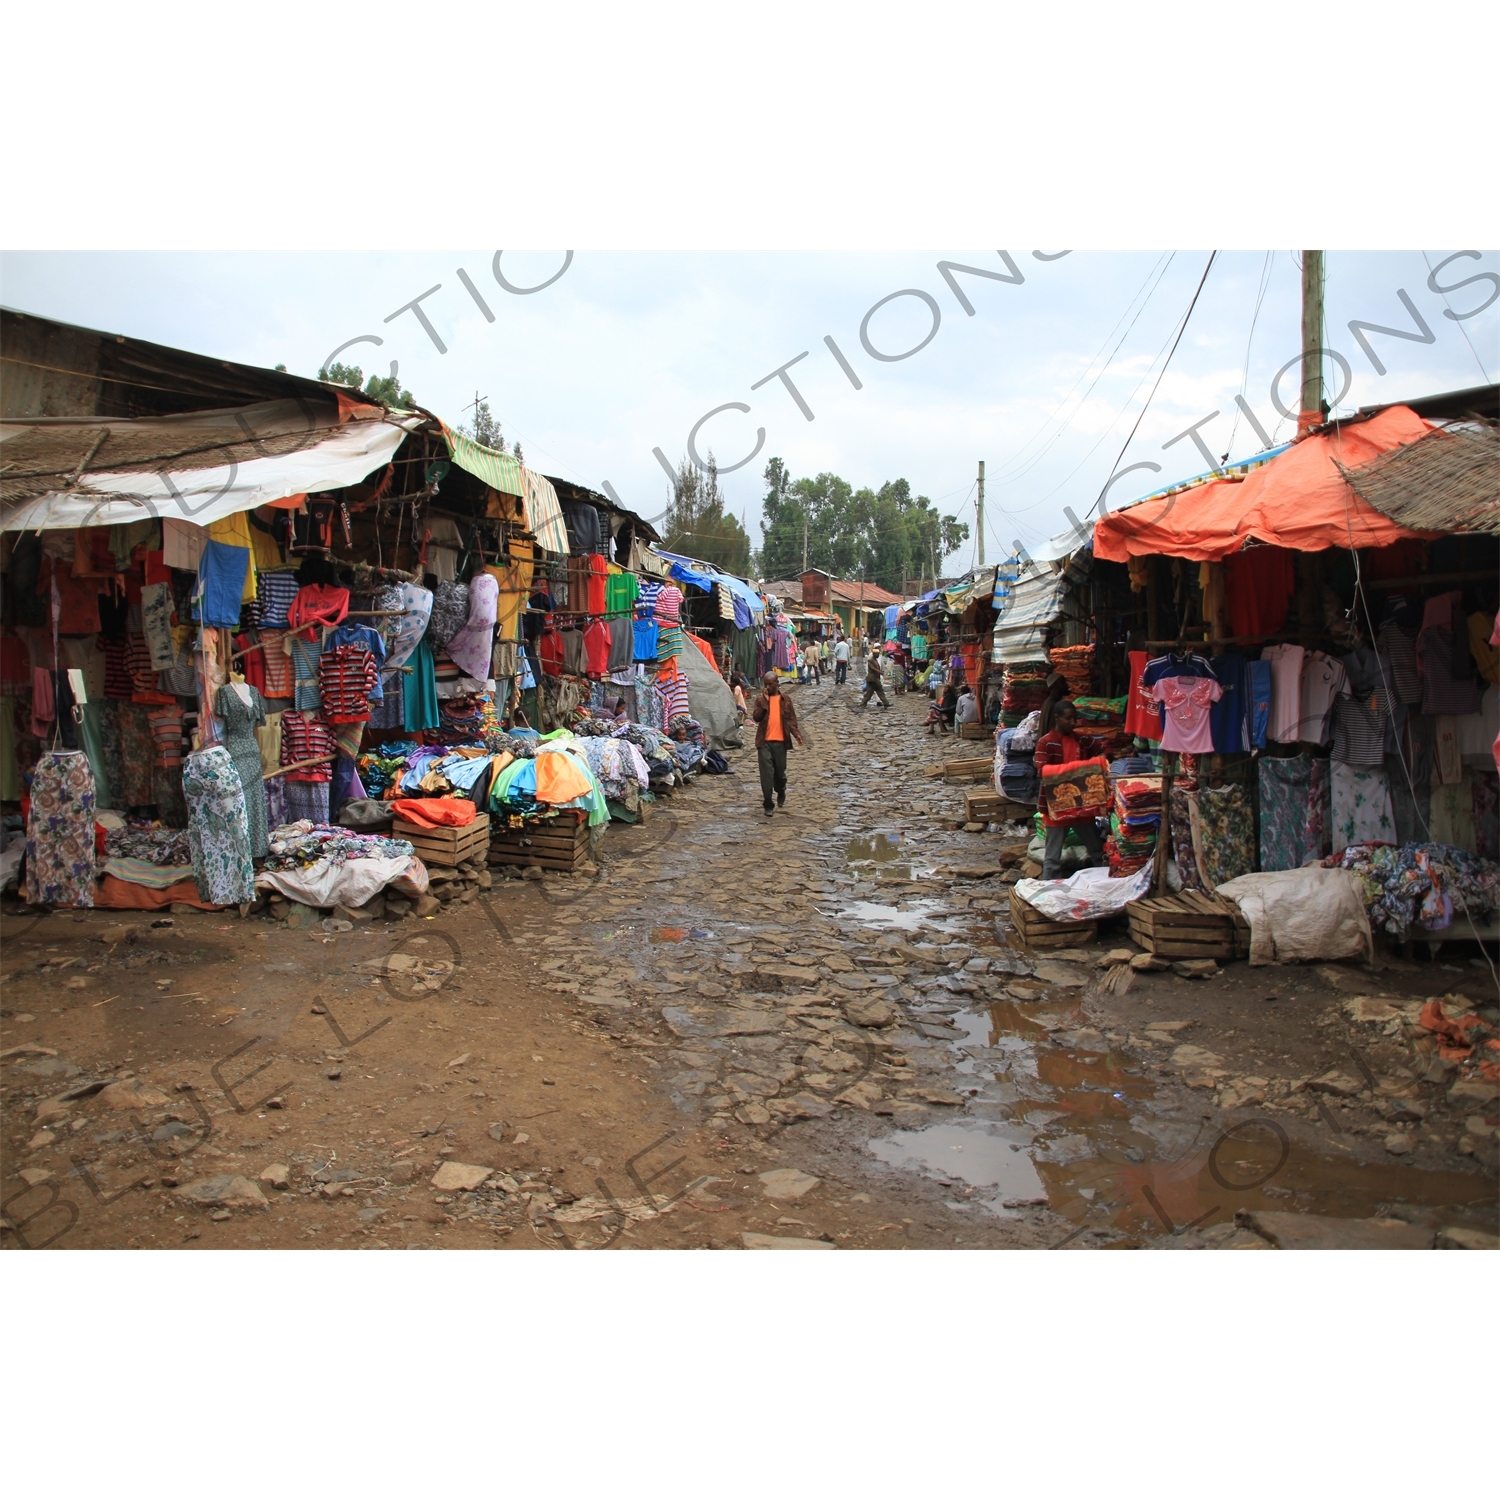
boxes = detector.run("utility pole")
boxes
[1299,251,1324,437]
[975,460,985,568]
[802,513,808,574]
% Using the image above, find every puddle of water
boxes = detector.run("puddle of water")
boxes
[869,1121,1046,1206]
[880,994,1500,1242]
[838,900,967,934]
[845,831,902,862]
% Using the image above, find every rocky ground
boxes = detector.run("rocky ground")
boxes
[3,676,1497,1251]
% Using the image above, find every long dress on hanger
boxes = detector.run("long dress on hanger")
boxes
[215,683,270,858]
[25,749,96,906]
[183,744,256,905]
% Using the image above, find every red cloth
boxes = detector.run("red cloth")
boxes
[142,550,171,586]
[391,797,477,829]
[1039,756,1111,829]
[0,633,30,691]
[235,633,266,694]
[1093,406,1440,562]
[286,583,349,640]
[538,626,565,678]
[39,558,101,635]
[1123,650,1161,740]
[95,875,220,911]
[1225,545,1295,639]
[586,554,608,616]
[584,620,611,676]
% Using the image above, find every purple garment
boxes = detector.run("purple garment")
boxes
[446,573,498,680]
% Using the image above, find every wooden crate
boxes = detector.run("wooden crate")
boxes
[959,722,996,741]
[1126,891,1250,959]
[1009,886,1099,951]
[965,791,1033,823]
[487,813,590,872]
[925,757,995,782]
[392,814,490,869]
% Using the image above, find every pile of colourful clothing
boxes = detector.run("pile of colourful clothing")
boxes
[490,730,609,826]
[104,826,193,864]
[1049,644,1095,696]
[262,820,414,872]
[1000,662,1050,727]
[1108,774,1163,875]
[1072,693,1134,762]
[1322,841,1500,935]
[356,740,419,797]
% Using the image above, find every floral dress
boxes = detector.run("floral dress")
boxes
[215,683,270,858]
[1257,753,1331,870]
[1330,762,1395,854]
[25,750,96,906]
[183,745,256,905]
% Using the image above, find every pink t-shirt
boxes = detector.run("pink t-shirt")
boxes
[1263,642,1305,743]
[1151,674,1222,753]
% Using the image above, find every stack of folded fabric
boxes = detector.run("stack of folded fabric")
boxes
[1072,694,1133,762]
[1048,644,1095,696]
[996,726,1040,804]
[1000,661,1050,726]
[1107,773,1163,875]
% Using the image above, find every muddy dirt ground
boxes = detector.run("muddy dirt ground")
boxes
[3,678,1497,1251]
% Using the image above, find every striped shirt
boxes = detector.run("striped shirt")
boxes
[256,570,300,628]
[318,645,378,724]
[278,711,337,782]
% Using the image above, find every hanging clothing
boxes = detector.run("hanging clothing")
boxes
[584,620,612,676]
[215,683,270,859]
[446,573,499,680]
[319,645,379,723]
[1258,753,1331,871]
[1330,761,1395,853]
[255,570,300,627]
[1417,626,1483,716]
[183,745,256,905]
[25,750,97,906]
[1224,545,1295,639]
[384,583,434,670]
[1150,670,1221,754]
[279,711,337,782]
[1297,651,1346,745]
[287,583,350,640]
[1261,643,1305,743]
[1208,654,1248,753]
[195,541,251,627]
[404,636,440,732]
[1188,783,1255,889]
[281,778,329,825]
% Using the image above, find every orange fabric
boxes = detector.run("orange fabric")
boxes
[686,631,720,673]
[95,875,220,911]
[1417,997,1481,1060]
[1092,406,1441,563]
[534,749,593,804]
[390,797,477,829]
[765,695,784,742]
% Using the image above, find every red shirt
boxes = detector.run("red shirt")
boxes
[538,626,566,678]
[584,620,611,676]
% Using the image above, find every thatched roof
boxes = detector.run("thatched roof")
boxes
[1337,422,1499,535]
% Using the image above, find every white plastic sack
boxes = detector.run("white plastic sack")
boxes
[255,853,420,910]
[1216,868,1373,967]
[1014,863,1153,922]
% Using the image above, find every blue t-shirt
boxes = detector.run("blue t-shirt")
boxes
[1209,654,1248,752]
[632,618,660,660]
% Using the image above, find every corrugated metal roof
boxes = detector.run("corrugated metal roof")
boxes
[1337,422,1499,535]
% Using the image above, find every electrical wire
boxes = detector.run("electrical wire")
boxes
[1084,250,1219,518]
[1422,250,1494,384]
[986,253,1177,488]
[1224,250,1274,458]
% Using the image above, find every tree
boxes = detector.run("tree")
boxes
[459,397,506,453]
[663,453,751,576]
[317,360,416,410]
[756,458,969,591]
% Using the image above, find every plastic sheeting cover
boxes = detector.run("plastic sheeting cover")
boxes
[677,638,743,751]
[1216,867,1373,967]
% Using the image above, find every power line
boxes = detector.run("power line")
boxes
[1422,249,1493,383]
[1224,250,1274,458]
[1085,250,1219,518]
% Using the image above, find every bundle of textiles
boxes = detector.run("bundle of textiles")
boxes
[489,733,609,826]
[1070,695,1126,725]
[356,740,419,797]
[572,733,652,798]
[995,724,1039,804]
[1110,754,1159,777]
[438,695,486,735]
[262,821,414,872]
[1000,662,1049,727]
[1321,842,1500,935]
[104,826,193,865]
[1048,644,1095,696]
[1107,774,1162,875]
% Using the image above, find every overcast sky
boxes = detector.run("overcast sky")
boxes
[3,248,1494,569]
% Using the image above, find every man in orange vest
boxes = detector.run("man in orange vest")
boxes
[751,671,805,817]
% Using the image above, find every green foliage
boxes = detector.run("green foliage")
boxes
[756,458,969,592]
[663,454,751,576]
[460,397,505,453]
[317,361,415,411]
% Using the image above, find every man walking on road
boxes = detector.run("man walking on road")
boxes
[801,639,822,685]
[833,635,850,686]
[859,651,891,709]
[751,671,805,816]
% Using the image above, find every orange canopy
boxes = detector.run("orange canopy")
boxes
[1092,406,1441,563]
